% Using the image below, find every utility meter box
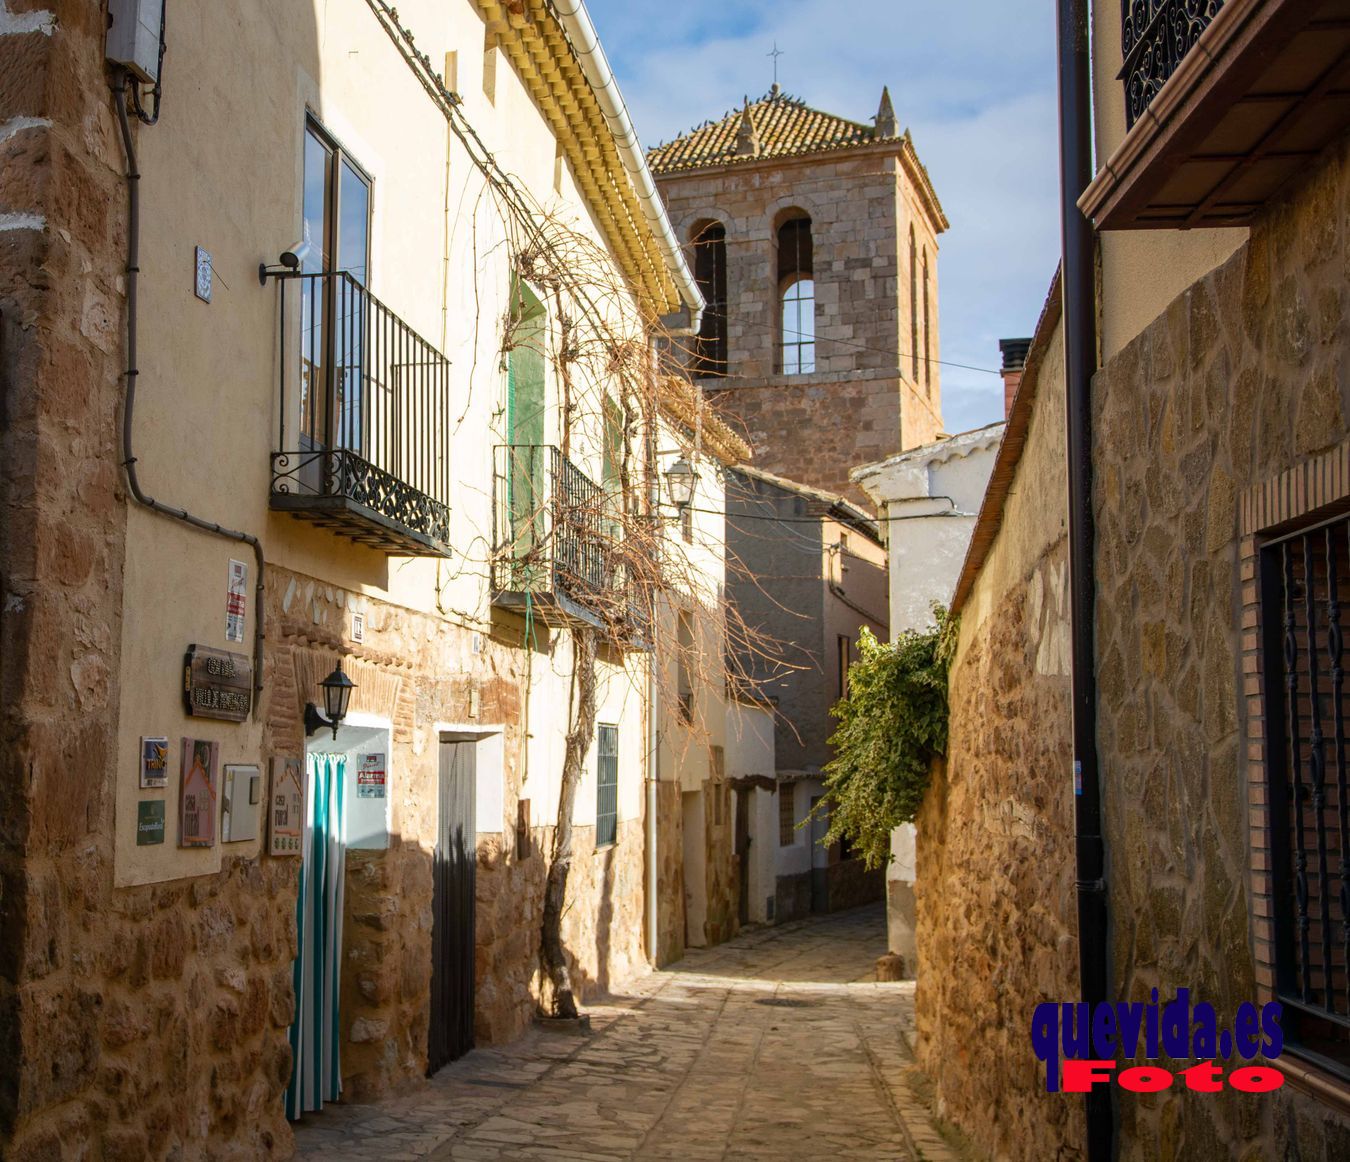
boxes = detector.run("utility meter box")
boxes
[106,0,164,84]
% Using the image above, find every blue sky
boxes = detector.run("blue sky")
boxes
[585,0,1061,433]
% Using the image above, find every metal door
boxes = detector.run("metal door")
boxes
[429,739,476,1073]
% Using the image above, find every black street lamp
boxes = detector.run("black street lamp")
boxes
[304,660,356,740]
[664,456,698,513]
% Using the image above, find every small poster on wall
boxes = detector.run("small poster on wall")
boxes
[269,757,305,856]
[179,738,219,848]
[356,753,386,799]
[137,800,166,846]
[225,559,247,643]
[140,736,169,789]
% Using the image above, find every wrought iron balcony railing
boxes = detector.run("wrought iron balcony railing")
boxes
[270,270,452,555]
[492,444,625,629]
[1121,0,1226,129]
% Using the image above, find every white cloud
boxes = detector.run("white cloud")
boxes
[587,0,1062,433]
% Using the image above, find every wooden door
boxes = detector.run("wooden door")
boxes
[429,740,476,1074]
[734,788,751,926]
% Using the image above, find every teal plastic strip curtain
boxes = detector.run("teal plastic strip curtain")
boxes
[286,753,347,1120]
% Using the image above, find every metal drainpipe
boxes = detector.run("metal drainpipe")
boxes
[1055,1,1113,1158]
[646,645,660,963]
[114,76,267,715]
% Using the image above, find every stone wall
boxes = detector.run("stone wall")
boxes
[708,375,906,509]
[824,856,884,911]
[915,298,1080,1160]
[654,782,686,966]
[701,779,739,946]
[918,550,1079,1161]
[266,567,653,1103]
[1092,134,1350,1159]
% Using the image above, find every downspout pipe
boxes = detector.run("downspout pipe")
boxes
[114,77,266,714]
[549,0,705,331]
[1055,2,1112,1159]
[646,646,660,963]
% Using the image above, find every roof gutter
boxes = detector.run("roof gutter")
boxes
[550,0,705,331]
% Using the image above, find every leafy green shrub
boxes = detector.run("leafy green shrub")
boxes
[814,607,958,869]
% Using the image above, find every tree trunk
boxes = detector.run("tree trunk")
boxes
[540,624,599,1018]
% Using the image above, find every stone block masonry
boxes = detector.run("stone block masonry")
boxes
[657,143,946,507]
[2,1,147,1154]
[1091,134,1350,1159]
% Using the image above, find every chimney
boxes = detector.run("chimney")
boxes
[874,86,899,138]
[735,99,760,157]
[999,337,1032,419]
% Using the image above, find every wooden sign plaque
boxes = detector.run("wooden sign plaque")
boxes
[183,645,253,723]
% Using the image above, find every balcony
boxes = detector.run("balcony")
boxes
[270,271,452,555]
[1083,0,1350,229]
[492,444,637,633]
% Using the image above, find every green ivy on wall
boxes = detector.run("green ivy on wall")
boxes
[813,607,958,869]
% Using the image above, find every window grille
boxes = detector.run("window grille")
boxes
[1260,514,1350,1077]
[691,221,728,377]
[779,784,796,847]
[778,216,814,375]
[596,725,619,847]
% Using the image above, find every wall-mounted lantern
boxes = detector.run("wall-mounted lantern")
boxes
[304,660,356,740]
[664,456,698,513]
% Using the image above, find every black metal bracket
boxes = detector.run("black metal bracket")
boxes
[304,701,337,740]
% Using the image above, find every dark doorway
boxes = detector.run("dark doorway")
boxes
[735,789,751,927]
[809,794,828,913]
[429,738,476,1074]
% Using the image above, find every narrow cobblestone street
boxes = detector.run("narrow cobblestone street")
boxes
[292,905,952,1160]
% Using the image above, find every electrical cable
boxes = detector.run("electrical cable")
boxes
[674,321,1004,378]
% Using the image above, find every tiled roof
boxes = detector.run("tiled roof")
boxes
[647,87,895,174]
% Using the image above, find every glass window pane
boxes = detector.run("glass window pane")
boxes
[798,281,815,341]
[338,159,370,285]
[303,129,330,272]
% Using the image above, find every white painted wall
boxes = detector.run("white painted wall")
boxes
[853,424,1004,964]
[727,700,775,923]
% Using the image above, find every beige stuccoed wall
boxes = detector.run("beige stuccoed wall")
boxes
[113,0,657,885]
[1089,0,1247,361]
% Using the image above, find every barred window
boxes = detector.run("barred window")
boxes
[596,725,618,848]
[691,221,728,378]
[779,783,796,847]
[1259,515,1350,1077]
[778,215,814,375]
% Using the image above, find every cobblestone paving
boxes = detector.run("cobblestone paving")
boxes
[293,905,955,1161]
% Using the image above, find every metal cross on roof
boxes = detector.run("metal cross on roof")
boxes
[767,42,784,88]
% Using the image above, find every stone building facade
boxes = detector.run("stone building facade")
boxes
[725,466,889,921]
[0,1,742,1156]
[921,2,1350,1158]
[650,87,949,510]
